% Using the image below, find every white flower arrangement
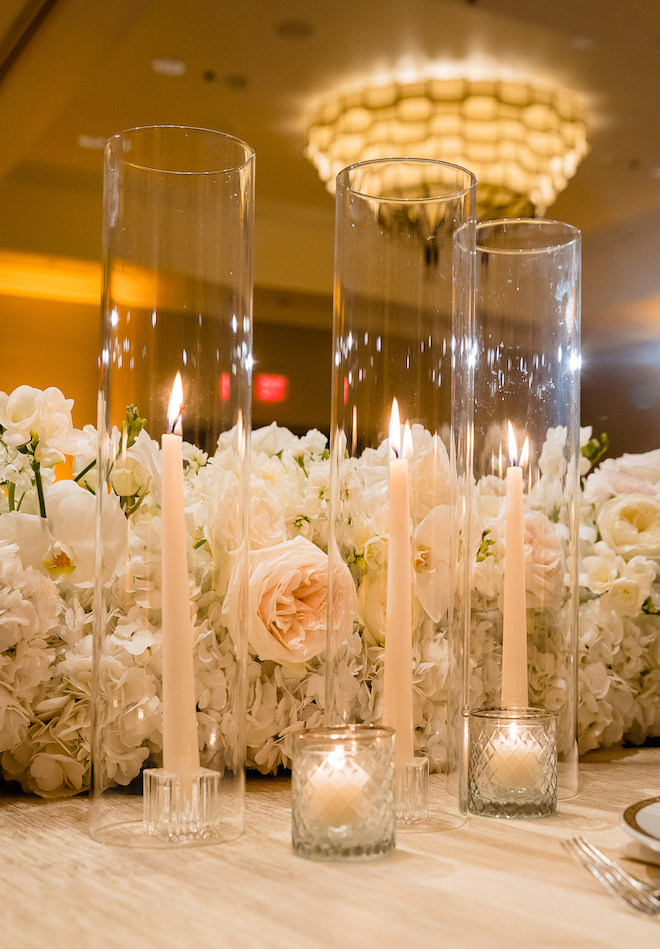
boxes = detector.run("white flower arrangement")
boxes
[0,387,659,798]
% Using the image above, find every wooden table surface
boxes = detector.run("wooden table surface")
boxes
[1,746,659,949]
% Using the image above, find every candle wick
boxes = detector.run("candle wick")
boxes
[170,411,182,435]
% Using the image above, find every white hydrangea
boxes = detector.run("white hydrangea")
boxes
[1,401,660,800]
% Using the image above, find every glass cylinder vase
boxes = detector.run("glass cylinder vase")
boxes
[90,126,254,846]
[453,218,581,811]
[326,158,476,821]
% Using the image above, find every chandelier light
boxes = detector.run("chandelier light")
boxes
[305,77,589,218]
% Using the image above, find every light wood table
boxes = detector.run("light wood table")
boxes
[1,746,659,949]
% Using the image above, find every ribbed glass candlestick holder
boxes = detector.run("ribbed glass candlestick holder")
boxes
[90,126,254,847]
[453,219,581,811]
[326,158,476,823]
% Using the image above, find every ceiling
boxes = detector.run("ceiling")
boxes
[0,0,658,340]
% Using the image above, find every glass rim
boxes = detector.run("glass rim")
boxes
[295,724,395,745]
[456,217,581,256]
[336,157,477,203]
[469,706,557,724]
[104,124,255,176]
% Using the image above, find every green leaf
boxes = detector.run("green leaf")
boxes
[122,405,146,449]
[193,528,208,550]
[641,596,660,616]
[476,528,495,563]
[582,432,609,468]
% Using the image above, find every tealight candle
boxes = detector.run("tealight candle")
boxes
[292,726,396,860]
[483,725,544,790]
[467,708,557,819]
[307,749,368,827]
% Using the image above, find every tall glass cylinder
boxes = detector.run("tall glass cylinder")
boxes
[453,219,581,808]
[327,159,476,814]
[90,126,254,846]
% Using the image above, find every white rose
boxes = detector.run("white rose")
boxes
[584,458,657,506]
[357,568,388,645]
[34,388,83,463]
[298,429,328,456]
[251,422,300,457]
[597,493,660,561]
[538,426,568,480]
[243,536,357,666]
[616,449,660,485]
[109,458,145,498]
[0,385,44,447]
[600,556,655,617]
[250,481,288,548]
[580,542,619,595]
[357,561,423,645]
[474,477,505,522]
[523,510,565,611]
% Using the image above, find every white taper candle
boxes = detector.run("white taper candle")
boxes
[501,422,529,708]
[161,373,200,775]
[383,399,414,766]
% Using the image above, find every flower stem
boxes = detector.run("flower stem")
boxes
[74,458,96,485]
[31,458,47,518]
[7,481,15,511]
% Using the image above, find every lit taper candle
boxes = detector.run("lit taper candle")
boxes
[383,398,414,767]
[501,422,529,708]
[161,372,200,775]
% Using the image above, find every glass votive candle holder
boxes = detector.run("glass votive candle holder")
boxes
[467,708,557,819]
[292,725,396,861]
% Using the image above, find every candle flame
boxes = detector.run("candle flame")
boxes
[507,422,528,468]
[520,437,529,468]
[507,421,518,466]
[327,748,346,769]
[403,422,413,460]
[389,398,401,458]
[167,372,184,435]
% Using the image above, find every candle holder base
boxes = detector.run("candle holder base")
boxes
[467,708,557,819]
[396,756,429,823]
[143,768,223,842]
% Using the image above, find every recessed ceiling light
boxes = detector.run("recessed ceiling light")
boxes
[151,56,187,77]
[570,35,595,51]
[275,19,313,39]
[77,134,106,150]
[224,73,249,90]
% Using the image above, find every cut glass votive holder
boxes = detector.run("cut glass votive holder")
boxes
[292,726,396,861]
[467,708,557,819]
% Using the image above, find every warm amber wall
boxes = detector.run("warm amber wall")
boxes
[1,290,658,456]
[0,292,333,436]
[0,293,100,428]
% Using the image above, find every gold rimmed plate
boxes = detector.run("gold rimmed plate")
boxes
[622,796,660,852]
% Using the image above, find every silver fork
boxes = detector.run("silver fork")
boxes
[562,836,660,915]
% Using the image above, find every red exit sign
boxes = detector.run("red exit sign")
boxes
[256,374,288,402]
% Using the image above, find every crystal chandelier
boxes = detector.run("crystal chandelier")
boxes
[305,77,589,218]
